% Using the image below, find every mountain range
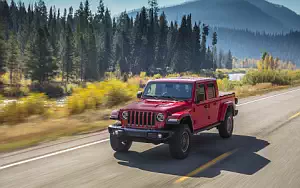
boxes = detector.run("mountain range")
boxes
[129,0,300,33]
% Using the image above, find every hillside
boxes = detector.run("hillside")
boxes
[246,0,300,31]
[129,0,300,33]
[209,28,300,66]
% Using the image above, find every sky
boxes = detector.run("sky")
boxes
[22,0,300,15]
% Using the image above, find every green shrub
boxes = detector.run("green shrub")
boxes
[0,93,47,124]
[3,86,29,97]
[140,72,147,78]
[287,70,300,82]
[67,79,139,114]
[214,71,229,79]
[0,73,9,85]
[153,74,162,79]
[30,83,65,98]
[217,78,242,91]
[103,80,138,107]
[166,73,180,78]
[242,70,291,85]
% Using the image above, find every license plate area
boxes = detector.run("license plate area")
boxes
[127,131,147,137]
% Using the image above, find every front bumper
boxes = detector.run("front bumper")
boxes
[108,125,174,144]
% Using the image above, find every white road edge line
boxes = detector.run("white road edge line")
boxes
[0,139,110,170]
[237,88,300,107]
[1,87,300,170]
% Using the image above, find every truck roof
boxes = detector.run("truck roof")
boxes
[148,77,216,83]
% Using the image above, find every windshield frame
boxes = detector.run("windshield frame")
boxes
[142,81,194,101]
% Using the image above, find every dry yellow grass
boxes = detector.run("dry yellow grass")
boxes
[0,109,116,152]
[235,83,290,98]
[0,101,134,152]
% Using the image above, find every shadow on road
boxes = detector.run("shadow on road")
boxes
[114,133,271,178]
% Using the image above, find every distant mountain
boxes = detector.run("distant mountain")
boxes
[245,0,300,32]
[208,28,300,66]
[129,0,300,33]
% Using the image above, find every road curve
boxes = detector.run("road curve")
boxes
[1,87,300,188]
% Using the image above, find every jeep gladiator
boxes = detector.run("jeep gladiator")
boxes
[108,78,239,159]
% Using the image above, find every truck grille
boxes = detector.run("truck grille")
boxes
[127,111,156,127]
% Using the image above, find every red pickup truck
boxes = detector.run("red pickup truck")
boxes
[108,78,238,159]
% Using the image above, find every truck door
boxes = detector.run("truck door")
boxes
[192,84,210,130]
[206,82,220,125]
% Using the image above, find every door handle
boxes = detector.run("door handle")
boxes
[204,104,209,108]
[213,102,217,105]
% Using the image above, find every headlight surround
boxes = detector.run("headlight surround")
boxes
[156,113,165,122]
[122,111,128,120]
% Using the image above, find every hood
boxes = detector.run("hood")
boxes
[121,99,191,113]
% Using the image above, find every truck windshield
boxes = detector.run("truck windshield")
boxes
[143,82,193,100]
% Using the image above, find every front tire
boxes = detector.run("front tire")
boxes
[110,134,132,152]
[169,125,192,160]
[218,110,234,138]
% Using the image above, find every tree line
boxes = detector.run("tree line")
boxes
[0,0,233,85]
[211,27,300,67]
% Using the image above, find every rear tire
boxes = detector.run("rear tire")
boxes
[169,124,192,160]
[110,134,132,152]
[218,110,234,138]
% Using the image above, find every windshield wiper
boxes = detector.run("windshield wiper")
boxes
[143,95,159,99]
[160,96,178,101]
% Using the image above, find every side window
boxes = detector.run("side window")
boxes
[195,84,206,104]
[207,83,216,99]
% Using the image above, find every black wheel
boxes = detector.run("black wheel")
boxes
[110,134,132,152]
[218,110,234,138]
[169,124,192,160]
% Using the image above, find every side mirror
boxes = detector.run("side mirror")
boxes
[235,97,238,104]
[137,91,143,99]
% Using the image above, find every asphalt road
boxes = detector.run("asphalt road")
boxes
[1,87,300,188]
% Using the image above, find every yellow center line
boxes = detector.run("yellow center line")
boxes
[174,149,239,184]
[289,112,300,120]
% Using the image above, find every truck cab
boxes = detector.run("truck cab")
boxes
[108,78,238,159]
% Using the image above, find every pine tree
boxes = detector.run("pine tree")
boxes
[101,8,112,75]
[148,0,159,16]
[206,46,213,70]
[7,33,20,85]
[191,23,200,72]
[212,32,218,70]
[85,26,98,80]
[226,50,233,69]
[95,0,105,23]
[0,20,7,74]
[0,0,10,39]
[67,7,74,28]
[79,34,88,81]
[9,0,18,32]
[218,49,224,68]
[166,21,177,70]
[172,15,190,72]
[114,12,131,74]
[63,24,75,83]
[200,24,209,69]
[26,27,58,83]
[131,7,148,74]
[112,17,117,36]
[155,12,168,72]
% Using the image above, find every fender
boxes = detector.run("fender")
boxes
[166,110,193,125]
[110,110,120,120]
[218,101,234,122]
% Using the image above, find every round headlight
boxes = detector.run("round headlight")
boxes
[122,111,128,119]
[157,113,165,122]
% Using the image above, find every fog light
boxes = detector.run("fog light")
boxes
[158,133,163,139]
